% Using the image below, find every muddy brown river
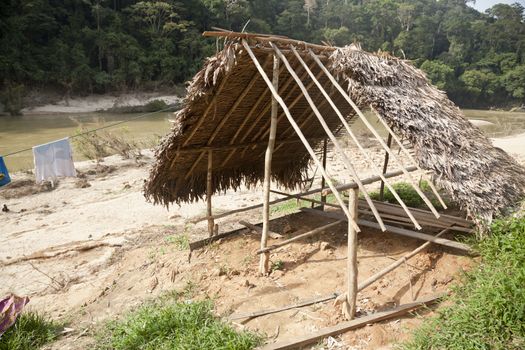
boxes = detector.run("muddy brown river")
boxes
[1,109,524,172]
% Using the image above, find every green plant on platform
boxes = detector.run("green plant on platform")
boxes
[0,311,62,350]
[369,180,446,209]
[400,216,525,350]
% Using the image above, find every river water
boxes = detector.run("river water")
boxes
[1,109,524,172]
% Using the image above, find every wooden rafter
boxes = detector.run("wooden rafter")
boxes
[291,45,421,229]
[308,49,442,219]
[273,43,386,231]
[243,39,360,232]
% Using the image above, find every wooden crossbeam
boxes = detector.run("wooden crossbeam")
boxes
[300,208,472,253]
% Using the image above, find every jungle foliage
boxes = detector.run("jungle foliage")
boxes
[1,0,525,114]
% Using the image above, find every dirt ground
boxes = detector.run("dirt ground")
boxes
[2,137,520,349]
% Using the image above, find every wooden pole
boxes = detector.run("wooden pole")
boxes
[379,134,392,201]
[260,293,444,350]
[299,208,473,253]
[190,166,418,224]
[257,220,344,254]
[320,138,328,210]
[342,188,359,319]
[260,53,280,275]
[242,39,360,233]
[358,228,449,292]
[206,150,214,237]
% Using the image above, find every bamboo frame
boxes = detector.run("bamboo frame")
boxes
[242,39,360,232]
[291,46,421,230]
[372,108,448,209]
[207,150,214,237]
[379,134,392,201]
[260,53,280,275]
[345,188,359,319]
[190,167,418,224]
[308,49,441,219]
[320,138,328,210]
[272,43,385,231]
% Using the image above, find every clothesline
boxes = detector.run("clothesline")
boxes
[1,105,178,158]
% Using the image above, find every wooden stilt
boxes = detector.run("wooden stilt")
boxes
[260,53,280,275]
[206,150,214,237]
[343,188,359,319]
[379,134,392,201]
[320,138,328,211]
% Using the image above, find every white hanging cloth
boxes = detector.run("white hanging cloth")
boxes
[33,138,76,183]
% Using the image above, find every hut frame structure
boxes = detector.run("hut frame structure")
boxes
[145,30,525,322]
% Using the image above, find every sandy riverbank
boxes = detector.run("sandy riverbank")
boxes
[21,92,182,115]
[1,135,523,349]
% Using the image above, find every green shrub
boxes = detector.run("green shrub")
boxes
[96,300,261,350]
[144,99,168,112]
[0,311,62,350]
[400,216,525,350]
[369,180,446,209]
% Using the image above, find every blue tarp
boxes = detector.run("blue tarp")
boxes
[0,156,11,187]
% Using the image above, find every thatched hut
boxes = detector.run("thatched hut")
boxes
[145,32,525,223]
[144,31,525,321]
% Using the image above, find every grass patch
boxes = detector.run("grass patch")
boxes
[0,311,62,350]
[368,180,447,209]
[96,300,261,350]
[400,215,525,350]
[270,194,337,215]
[165,234,189,250]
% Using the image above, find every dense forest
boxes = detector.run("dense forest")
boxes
[1,0,525,114]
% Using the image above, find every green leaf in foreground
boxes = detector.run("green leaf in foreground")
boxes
[96,300,261,350]
[400,216,525,350]
[0,311,62,350]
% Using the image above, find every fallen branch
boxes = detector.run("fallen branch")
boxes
[260,293,444,350]
[2,241,123,266]
[229,293,338,321]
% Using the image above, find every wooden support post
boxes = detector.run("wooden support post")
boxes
[320,138,328,210]
[343,188,359,319]
[207,150,214,237]
[260,53,280,275]
[379,134,392,201]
